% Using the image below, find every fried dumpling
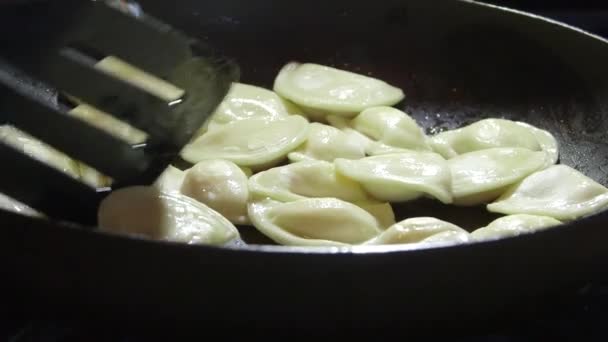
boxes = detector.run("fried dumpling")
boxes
[351,106,431,153]
[205,82,303,131]
[355,201,396,229]
[429,118,558,167]
[287,122,365,162]
[154,165,186,193]
[273,62,404,118]
[180,160,250,225]
[364,217,470,247]
[98,186,241,245]
[248,197,382,246]
[326,114,377,151]
[334,152,452,204]
[449,147,546,205]
[471,214,562,241]
[487,165,608,221]
[248,159,395,228]
[249,160,370,203]
[180,115,309,169]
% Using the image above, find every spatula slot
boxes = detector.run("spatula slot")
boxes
[0,141,101,225]
[0,83,151,182]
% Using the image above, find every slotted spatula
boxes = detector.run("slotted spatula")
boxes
[0,0,239,225]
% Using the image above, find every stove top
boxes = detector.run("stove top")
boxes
[2,2,608,341]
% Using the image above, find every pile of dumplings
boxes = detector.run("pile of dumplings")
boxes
[4,62,608,250]
[97,61,608,249]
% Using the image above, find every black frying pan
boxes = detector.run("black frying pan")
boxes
[2,0,608,336]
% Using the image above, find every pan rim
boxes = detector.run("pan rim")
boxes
[3,206,605,256]
[464,0,608,45]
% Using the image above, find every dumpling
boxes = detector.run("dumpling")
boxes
[239,166,254,177]
[326,114,376,151]
[334,152,452,204]
[0,125,80,179]
[365,143,414,156]
[355,201,396,229]
[153,165,186,193]
[98,186,241,245]
[449,147,546,205]
[364,217,470,247]
[204,82,303,132]
[180,115,309,169]
[326,114,351,130]
[0,193,43,217]
[248,160,394,228]
[248,160,370,203]
[327,110,429,156]
[471,214,562,241]
[351,106,432,153]
[248,197,382,246]
[487,165,608,221]
[429,118,558,167]
[287,122,365,162]
[180,160,250,225]
[273,62,404,118]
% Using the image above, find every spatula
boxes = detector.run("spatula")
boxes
[0,0,239,225]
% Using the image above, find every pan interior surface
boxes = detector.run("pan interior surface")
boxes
[131,0,608,245]
[4,0,608,249]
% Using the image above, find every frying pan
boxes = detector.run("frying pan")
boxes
[2,0,608,336]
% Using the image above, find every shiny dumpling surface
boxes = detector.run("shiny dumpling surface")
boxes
[334,152,452,203]
[180,115,309,167]
[273,62,404,117]
[180,160,250,225]
[429,118,558,167]
[154,165,186,193]
[287,122,366,162]
[471,214,562,241]
[351,106,431,152]
[248,160,394,228]
[355,201,396,229]
[249,160,370,203]
[487,165,608,221]
[98,186,241,245]
[205,82,302,131]
[364,217,470,247]
[448,147,546,205]
[248,197,382,246]
[325,114,378,151]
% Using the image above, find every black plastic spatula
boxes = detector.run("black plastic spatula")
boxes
[0,0,239,225]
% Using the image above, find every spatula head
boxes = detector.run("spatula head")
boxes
[0,0,239,225]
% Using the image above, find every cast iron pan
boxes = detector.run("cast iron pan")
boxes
[2,0,608,336]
